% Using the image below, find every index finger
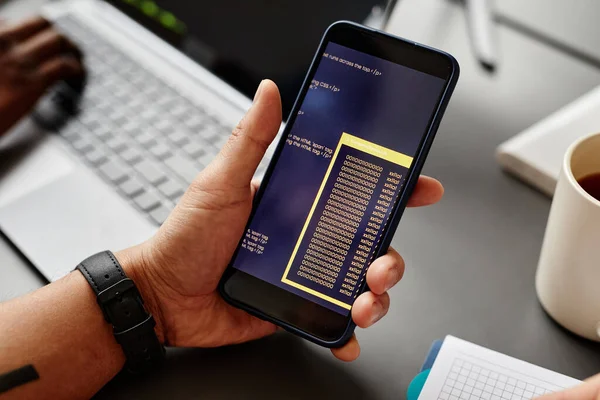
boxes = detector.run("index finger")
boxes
[10,27,80,65]
[0,16,50,43]
[407,176,444,207]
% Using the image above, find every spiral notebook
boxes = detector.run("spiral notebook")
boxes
[417,336,581,400]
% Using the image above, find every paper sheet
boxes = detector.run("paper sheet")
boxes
[418,336,581,400]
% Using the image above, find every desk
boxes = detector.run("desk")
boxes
[2,0,600,398]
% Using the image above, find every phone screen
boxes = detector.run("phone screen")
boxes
[230,41,448,316]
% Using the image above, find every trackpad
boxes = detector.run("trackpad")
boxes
[0,170,156,281]
[0,121,74,208]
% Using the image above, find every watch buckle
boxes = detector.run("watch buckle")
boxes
[97,278,141,322]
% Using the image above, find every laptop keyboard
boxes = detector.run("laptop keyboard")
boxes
[51,16,266,226]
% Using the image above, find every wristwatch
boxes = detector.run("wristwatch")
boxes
[76,251,165,373]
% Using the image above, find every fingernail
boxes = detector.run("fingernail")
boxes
[384,266,400,292]
[370,301,385,325]
[253,80,265,101]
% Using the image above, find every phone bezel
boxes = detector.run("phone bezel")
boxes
[219,21,459,347]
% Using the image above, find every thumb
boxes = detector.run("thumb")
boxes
[535,373,600,400]
[208,79,282,188]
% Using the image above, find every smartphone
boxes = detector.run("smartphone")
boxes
[219,21,459,347]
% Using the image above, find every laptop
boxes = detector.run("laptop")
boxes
[0,0,384,281]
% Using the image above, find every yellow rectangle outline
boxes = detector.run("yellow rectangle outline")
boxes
[281,132,414,310]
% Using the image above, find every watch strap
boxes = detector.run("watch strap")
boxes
[76,251,165,373]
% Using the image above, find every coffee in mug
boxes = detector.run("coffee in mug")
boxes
[578,173,600,201]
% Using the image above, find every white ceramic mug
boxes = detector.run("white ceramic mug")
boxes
[536,132,600,341]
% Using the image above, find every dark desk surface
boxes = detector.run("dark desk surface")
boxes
[2,0,600,398]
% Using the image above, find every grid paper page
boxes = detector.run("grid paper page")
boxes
[418,336,581,400]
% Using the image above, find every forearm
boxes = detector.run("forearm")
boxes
[0,271,125,399]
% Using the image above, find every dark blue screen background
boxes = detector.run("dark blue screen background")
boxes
[232,42,445,314]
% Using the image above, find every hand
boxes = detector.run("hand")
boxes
[118,80,444,361]
[535,373,600,399]
[0,16,83,136]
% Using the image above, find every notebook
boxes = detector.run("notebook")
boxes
[496,85,600,197]
[417,336,581,399]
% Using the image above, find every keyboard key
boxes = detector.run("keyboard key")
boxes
[111,82,129,97]
[149,205,171,225]
[167,130,189,146]
[182,141,206,158]
[164,156,198,183]
[135,131,157,147]
[85,149,107,165]
[143,88,164,102]
[61,121,81,139]
[133,191,161,211]
[154,119,173,132]
[125,98,145,114]
[172,195,183,206]
[218,122,233,132]
[209,134,229,149]
[99,161,129,183]
[82,116,104,131]
[108,109,127,125]
[100,71,120,86]
[140,107,161,124]
[137,75,158,90]
[121,63,140,76]
[158,178,185,199]
[134,159,167,185]
[197,125,221,141]
[196,152,215,168]
[119,177,144,197]
[149,142,171,159]
[79,111,100,127]
[91,124,113,140]
[162,97,185,112]
[117,61,137,76]
[122,120,142,135]
[120,147,143,164]
[95,101,115,116]
[156,95,177,108]
[72,137,94,153]
[129,73,146,87]
[183,114,207,130]
[80,95,98,110]
[103,52,123,66]
[111,114,128,127]
[169,105,188,117]
[106,136,128,153]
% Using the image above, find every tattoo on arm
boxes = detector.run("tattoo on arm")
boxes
[0,365,39,394]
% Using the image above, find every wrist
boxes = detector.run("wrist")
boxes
[114,245,167,345]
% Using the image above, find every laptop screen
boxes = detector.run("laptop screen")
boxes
[104,0,387,117]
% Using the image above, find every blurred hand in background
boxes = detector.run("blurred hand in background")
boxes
[0,16,83,136]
